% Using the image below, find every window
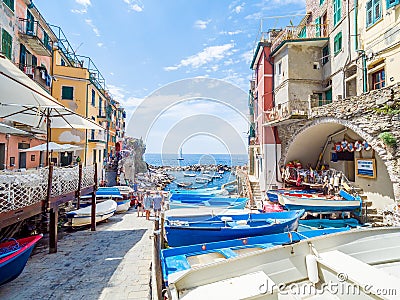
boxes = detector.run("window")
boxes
[60,58,65,66]
[1,29,12,60]
[3,0,14,11]
[367,0,382,27]
[334,32,342,56]
[61,86,74,100]
[277,62,282,75]
[333,0,341,26]
[91,116,95,140]
[320,0,325,4]
[10,157,15,167]
[322,45,330,64]
[372,69,385,90]
[315,17,321,37]
[325,89,332,104]
[99,98,103,116]
[91,89,96,106]
[31,155,36,162]
[387,0,400,8]
[93,149,97,164]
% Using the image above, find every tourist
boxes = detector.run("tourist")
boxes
[143,191,153,220]
[152,191,163,218]
[136,192,144,217]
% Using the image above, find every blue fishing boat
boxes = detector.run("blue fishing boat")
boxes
[0,234,43,286]
[169,187,226,196]
[164,210,305,247]
[299,218,361,229]
[168,197,248,210]
[161,227,349,285]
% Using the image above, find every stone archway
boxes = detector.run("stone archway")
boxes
[278,116,400,202]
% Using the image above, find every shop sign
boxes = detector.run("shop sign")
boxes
[355,158,376,179]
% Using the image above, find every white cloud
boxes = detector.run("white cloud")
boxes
[194,19,211,30]
[76,0,91,7]
[234,3,245,13]
[124,0,144,12]
[164,43,235,71]
[71,8,87,14]
[219,30,243,36]
[241,49,254,65]
[85,19,100,37]
[97,42,104,47]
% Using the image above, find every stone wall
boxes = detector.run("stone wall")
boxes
[278,83,400,201]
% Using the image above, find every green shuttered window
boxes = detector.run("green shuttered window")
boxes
[367,0,382,27]
[387,0,399,8]
[62,86,74,100]
[334,32,342,56]
[3,0,14,11]
[1,29,12,60]
[333,0,341,26]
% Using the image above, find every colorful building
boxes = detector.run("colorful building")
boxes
[0,0,55,169]
[249,0,400,204]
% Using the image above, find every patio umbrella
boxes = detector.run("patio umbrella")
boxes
[0,122,32,135]
[0,54,104,164]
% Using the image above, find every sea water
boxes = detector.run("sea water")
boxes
[144,153,248,167]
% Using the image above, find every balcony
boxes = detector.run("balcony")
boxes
[263,100,309,126]
[89,130,106,143]
[76,55,106,91]
[269,19,328,53]
[18,18,53,56]
[16,63,51,93]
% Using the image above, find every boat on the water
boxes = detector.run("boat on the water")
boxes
[168,197,248,210]
[161,227,350,285]
[0,234,43,286]
[183,173,196,177]
[278,190,362,213]
[164,210,305,247]
[167,227,400,300]
[195,177,209,184]
[176,182,193,188]
[65,199,117,227]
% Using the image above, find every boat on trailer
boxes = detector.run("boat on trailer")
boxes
[167,227,400,300]
[0,234,43,286]
[164,210,305,247]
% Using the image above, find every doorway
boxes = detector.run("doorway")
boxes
[0,143,5,170]
[18,143,30,169]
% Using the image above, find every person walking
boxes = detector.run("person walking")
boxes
[143,191,153,220]
[152,191,163,218]
[136,192,144,217]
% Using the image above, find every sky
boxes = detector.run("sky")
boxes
[34,0,306,154]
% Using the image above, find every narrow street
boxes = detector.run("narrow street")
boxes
[0,210,154,300]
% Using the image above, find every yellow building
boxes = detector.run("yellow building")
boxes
[50,26,106,169]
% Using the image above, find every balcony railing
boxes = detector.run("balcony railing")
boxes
[17,18,53,56]
[76,55,106,91]
[270,23,328,53]
[15,63,51,93]
[264,99,309,125]
[50,25,82,67]
[89,130,106,143]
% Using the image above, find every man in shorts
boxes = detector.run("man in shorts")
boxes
[136,192,144,217]
[152,191,163,218]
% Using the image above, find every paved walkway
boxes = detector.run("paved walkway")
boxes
[0,209,154,300]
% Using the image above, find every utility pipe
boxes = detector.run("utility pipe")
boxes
[354,0,358,51]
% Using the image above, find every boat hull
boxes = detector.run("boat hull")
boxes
[116,199,131,213]
[161,228,349,285]
[278,194,361,212]
[0,234,43,286]
[165,210,304,247]
[66,200,117,227]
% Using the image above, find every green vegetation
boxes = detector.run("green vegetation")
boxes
[378,132,397,148]
[373,104,400,115]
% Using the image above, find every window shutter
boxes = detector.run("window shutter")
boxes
[316,18,321,37]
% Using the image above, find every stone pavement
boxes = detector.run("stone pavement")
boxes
[0,209,155,300]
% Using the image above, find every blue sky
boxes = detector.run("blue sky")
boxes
[34,0,305,154]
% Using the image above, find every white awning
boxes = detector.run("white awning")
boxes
[0,122,31,135]
[0,54,104,131]
[21,142,82,152]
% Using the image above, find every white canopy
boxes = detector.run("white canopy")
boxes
[0,54,104,131]
[0,122,31,135]
[21,142,82,152]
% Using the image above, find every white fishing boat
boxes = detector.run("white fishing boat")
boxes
[183,173,196,177]
[195,177,209,184]
[65,200,117,227]
[167,227,400,300]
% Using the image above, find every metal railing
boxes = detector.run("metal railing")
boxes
[18,18,53,53]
